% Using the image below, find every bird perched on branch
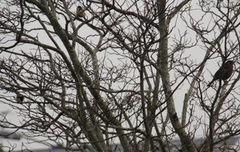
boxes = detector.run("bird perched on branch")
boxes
[16,92,24,104]
[75,6,85,18]
[207,60,234,87]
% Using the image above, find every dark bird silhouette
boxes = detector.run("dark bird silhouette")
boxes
[75,6,85,18]
[207,60,234,87]
[16,92,24,104]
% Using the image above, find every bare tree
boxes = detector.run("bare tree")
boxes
[0,0,240,151]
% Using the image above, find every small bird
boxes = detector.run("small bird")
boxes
[16,92,24,104]
[207,60,234,87]
[75,6,85,18]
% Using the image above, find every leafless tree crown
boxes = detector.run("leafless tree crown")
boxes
[0,0,240,151]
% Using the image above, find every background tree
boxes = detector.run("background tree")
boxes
[0,0,240,151]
